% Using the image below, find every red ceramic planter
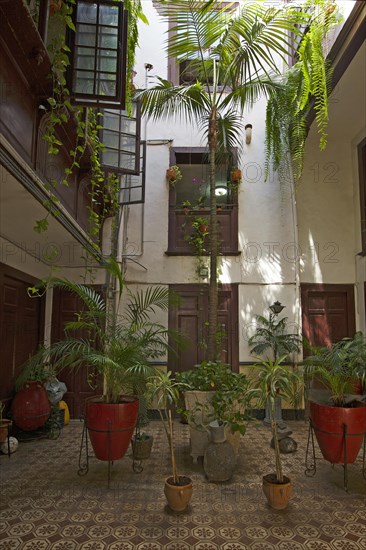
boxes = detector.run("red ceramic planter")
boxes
[309,400,366,464]
[11,381,51,431]
[85,397,139,461]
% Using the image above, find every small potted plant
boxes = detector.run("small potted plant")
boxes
[147,371,193,512]
[230,167,242,184]
[248,356,302,509]
[131,397,154,462]
[303,332,366,465]
[166,165,182,186]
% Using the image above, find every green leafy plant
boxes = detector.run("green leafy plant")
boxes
[249,312,302,361]
[248,356,303,483]
[265,0,341,180]
[303,332,366,407]
[20,263,175,404]
[176,361,249,435]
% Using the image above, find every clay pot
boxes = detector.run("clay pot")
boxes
[262,474,292,510]
[203,421,236,482]
[0,420,12,443]
[11,381,51,431]
[164,476,193,512]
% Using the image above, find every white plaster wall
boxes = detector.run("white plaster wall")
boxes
[297,42,366,287]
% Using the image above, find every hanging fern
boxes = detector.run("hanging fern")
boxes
[265,0,341,181]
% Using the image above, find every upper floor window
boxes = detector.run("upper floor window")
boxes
[167,148,239,255]
[66,0,128,109]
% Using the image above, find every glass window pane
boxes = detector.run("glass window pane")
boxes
[77,2,97,23]
[76,24,97,46]
[102,150,119,167]
[99,4,119,26]
[102,130,120,149]
[74,71,95,94]
[96,74,116,96]
[99,28,118,49]
[76,47,95,70]
[120,119,137,135]
[98,53,117,73]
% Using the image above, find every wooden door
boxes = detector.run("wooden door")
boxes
[169,284,238,372]
[0,264,44,408]
[301,284,356,349]
[51,288,100,419]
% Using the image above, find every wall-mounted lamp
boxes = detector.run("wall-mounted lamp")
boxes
[245,124,252,145]
[269,301,285,315]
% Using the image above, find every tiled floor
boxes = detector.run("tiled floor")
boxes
[0,419,365,549]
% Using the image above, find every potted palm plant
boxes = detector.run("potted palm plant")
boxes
[249,356,302,509]
[147,371,193,512]
[303,332,366,465]
[20,264,172,463]
[248,306,302,425]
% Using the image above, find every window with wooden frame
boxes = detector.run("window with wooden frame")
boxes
[358,137,366,255]
[66,0,128,108]
[166,148,239,255]
[119,141,146,205]
[99,101,141,175]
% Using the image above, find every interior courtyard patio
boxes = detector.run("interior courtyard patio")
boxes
[0,418,365,549]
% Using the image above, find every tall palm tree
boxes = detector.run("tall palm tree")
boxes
[138,0,325,361]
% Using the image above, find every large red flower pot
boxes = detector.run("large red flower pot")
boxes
[11,381,51,431]
[85,397,139,461]
[309,400,366,464]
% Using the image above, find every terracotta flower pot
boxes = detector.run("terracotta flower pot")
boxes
[262,474,292,510]
[0,420,12,444]
[164,476,193,512]
[309,400,366,464]
[85,396,139,461]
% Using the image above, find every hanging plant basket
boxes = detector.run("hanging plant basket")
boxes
[231,168,242,184]
[166,165,182,186]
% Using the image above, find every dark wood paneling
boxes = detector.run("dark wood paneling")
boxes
[169,284,238,372]
[167,208,239,255]
[51,289,101,419]
[0,41,36,165]
[0,264,44,409]
[301,283,356,350]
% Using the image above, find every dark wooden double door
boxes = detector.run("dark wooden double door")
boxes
[168,284,239,372]
[301,284,356,349]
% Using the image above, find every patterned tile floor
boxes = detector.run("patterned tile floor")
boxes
[0,419,365,549]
